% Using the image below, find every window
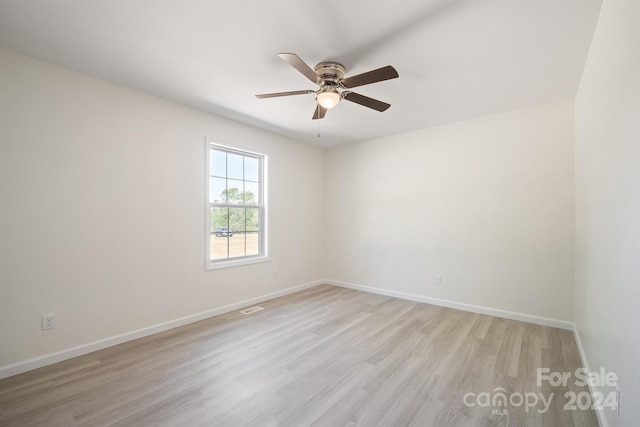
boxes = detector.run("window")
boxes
[206,143,267,268]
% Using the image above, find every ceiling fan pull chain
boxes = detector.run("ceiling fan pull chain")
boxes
[336,104,340,144]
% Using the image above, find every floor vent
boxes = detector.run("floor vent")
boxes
[240,306,264,315]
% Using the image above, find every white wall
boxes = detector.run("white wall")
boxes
[325,100,575,322]
[574,0,640,425]
[0,49,325,370]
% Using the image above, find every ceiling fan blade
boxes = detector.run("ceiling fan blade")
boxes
[255,90,314,99]
[341,65,399,89]
[312,104,327,120]
[279,53,321,85]
[342,91,391,112]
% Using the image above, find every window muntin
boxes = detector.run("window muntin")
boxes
[207,144,266,267]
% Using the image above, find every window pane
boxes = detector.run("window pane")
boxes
[244,181,259,205]
[210,207,230,261]
[229,207,245,233]
[245,157,259,182]
[211,149,226,177]
[211,207,229,231]
[227,153,244,180]
[211,235,229,260]
[229,232,246,258]
[227,179,243,204]
[246,208,259,232]
[245,232,259,256]
[210,177,227,203]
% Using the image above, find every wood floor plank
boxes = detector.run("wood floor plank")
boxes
[0,285,600,426]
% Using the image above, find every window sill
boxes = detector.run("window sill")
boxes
[206,255,270,270]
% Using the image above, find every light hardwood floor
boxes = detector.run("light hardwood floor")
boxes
[0,285,599,426]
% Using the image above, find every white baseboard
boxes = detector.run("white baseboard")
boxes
[573,325,607,427]
[0,279,323,380]
[325,279,574,330]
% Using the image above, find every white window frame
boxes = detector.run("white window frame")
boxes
[205,140,268,270]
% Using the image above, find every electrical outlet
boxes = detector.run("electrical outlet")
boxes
[42,314,55,330]
[434,275,442,286]
[273,269,278,279]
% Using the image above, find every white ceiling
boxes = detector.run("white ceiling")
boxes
[0,0,602,146]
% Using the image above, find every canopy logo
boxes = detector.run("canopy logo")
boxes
[462,387,553,415]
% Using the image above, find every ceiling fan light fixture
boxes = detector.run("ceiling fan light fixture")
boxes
[316,88,341,109]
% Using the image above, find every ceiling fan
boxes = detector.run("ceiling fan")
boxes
[256,53,399,120]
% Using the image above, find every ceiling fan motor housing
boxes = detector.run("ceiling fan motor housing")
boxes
[314,62,346,87]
